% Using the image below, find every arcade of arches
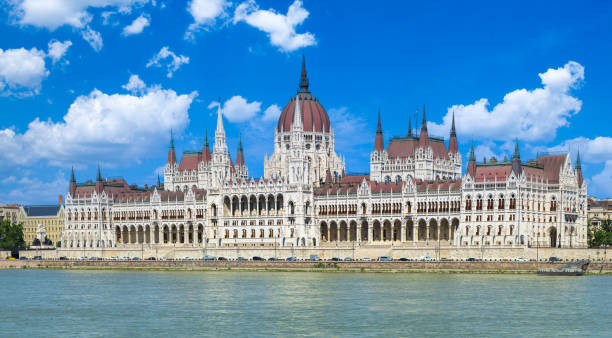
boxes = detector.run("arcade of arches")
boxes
[115,224,204,245]
[319,218,460,244]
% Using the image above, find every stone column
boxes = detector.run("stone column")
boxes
[413,224,417,244]
[401,223,406,243]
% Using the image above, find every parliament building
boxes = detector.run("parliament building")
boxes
[61,56,588,256]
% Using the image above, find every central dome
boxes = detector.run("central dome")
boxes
[276,55,331,133]
[277,92,330,133]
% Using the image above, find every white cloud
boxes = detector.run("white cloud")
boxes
[0,171,67,205]
[545,136,612,164]
[233,0,316,52]
[217,96,262,122]
[429,61,584,143]
[47,39,72,63]
[0,46,48,96]
[0,77,196,168]
[81,26,103,52]
[185,0,231,39]
[592,161,612,198]
[10,0,148,30]
[122,74,146,94]
[146,46,190,78]
[262,104,281,121]
[122,15,150,35]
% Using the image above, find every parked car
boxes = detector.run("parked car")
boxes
[515,257,528,262]
[378,256,393,261]
[285,256,297,261]
[419,256,433,261]
[344,257,352,261]
[330,257,341,261]
[146,257,156,261]
[398,257,409,261]
[236,256,246,261]
[19,257,28,260]
[466,257,477,262]
[159,257,168,261]
[309,254,320,261]
[217,257,227,261]
[132,257,141,260]
[360,257,371,261]
[549,256,562,262]
[267,257,278,261]
[202,255,215,261]
[252,256,264,261]
[33,256,42,260]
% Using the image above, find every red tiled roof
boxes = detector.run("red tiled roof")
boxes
[475,164,512,182]
[536,154,566,184]
[340,175,369,184]
[178,152,201,172]
[387,138,449,160]
[277,93,330,133]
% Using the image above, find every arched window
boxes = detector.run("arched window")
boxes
[384,176,391,184]
[395,175,402,184]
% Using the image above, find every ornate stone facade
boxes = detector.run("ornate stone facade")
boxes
[61,56,588,253]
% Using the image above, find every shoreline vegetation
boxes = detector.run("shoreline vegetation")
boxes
[2,261,611,275]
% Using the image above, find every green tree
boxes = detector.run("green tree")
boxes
[590,219,612,248]
[0,219,26,251]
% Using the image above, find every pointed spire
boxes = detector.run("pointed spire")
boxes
[96,164,102,182]
[448,111,458,153]
[512,139,520,160]
[293,93,303,129]
[157,174,161,188]
[204,128,208,147]
[419,105,429,148]
[511,139,522,176]
[167,130,177,164]
[374,106,384,152]
[469,140,476,162]
[376,105,382,132]
[216,99,225,134]
[407,110,412,137]
[70,166,76,184]
[236,135,245,167]
[576,150,583,186]
[299,52,309,93]
[467,140,477,178]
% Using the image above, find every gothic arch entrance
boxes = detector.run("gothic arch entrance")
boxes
[549,227,558,248]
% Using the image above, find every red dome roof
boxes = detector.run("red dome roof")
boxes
[277,92,330,133]
[277,54,331,133]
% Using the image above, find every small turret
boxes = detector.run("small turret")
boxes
[374,106,384,152]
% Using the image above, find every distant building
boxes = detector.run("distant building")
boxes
[19,202,65,247]
[588,197,612,231]
[0,204,20,223]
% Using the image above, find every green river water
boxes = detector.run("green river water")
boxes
[1,270,610,337]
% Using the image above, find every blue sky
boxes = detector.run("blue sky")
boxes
[1,0,611,204]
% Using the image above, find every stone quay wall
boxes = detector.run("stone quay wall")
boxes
[1,259,612,273]
[17,245,612,262]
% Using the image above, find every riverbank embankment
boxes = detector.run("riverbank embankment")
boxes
[2,260,611,274]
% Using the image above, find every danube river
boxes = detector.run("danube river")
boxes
[1,270,610,337]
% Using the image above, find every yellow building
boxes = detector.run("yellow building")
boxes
[587,197,612,231]
[19,204,65,247]
[0,204,20,223]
